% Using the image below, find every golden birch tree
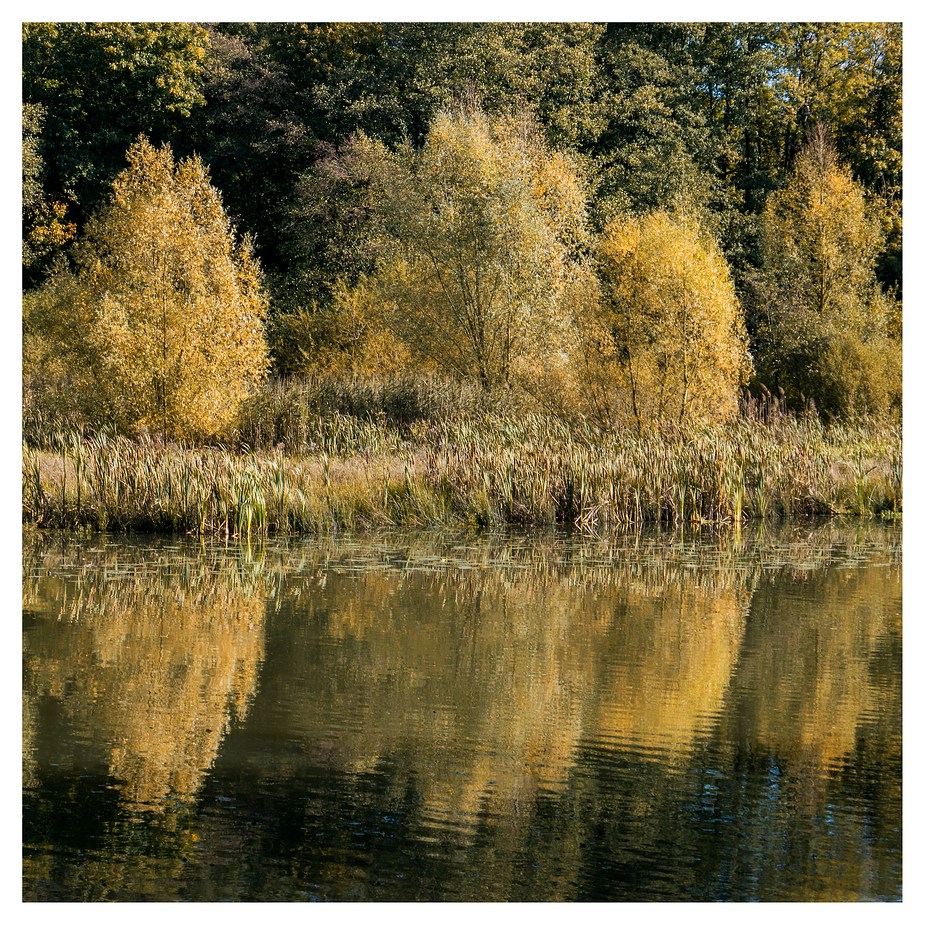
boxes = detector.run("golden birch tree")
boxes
[583,210,751,429]
[27,138,268,439]
[335,108,589,392]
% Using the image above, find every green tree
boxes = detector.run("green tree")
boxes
[835,24,902,293]
[188,26,317,279]
[681,23,902,298]
[335,108,590,392]
[269,136,394,374]
[21,103,43,237]
[591,24,716,222]
[22,102,75,276]
[22,23,209,234]
[582,210,751,429]
[258,22,604,151]
[756,128,899,415]
[410,23,605,152]
[26,138,268,439]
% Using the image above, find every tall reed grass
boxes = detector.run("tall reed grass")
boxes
[22,381,902,535]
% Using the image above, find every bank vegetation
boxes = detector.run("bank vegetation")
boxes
[22,24,902,533]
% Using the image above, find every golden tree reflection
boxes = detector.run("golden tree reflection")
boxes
[731,559,901,773]
[24,538,266,812]
[22,523,901,901]
[254,534,757,835]
[699,549,902,902]
[591,586,749,760]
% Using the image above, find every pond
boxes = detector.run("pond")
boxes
[22,522,901,901]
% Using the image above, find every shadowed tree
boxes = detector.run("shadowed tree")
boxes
[755,128,900,416]
[22,102,75,278]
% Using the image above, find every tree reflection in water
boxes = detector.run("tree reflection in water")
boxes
[22,523,901,901]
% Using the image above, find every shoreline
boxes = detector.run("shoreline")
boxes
[22,412,902,536]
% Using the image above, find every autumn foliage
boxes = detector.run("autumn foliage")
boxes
[304,109,754,429]
[26,138,268,439]
[326,109,588,392]
[581,211,751,428]
[756,129,901,416]
[21,23,903,441]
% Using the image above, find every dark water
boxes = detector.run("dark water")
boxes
[22,522,902,902]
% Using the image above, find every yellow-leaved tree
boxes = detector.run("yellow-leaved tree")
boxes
[25,138,268,439]
[331,107,590,393]
[580,210,751,429]
[756,127,900,416]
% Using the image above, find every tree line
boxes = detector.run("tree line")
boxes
[22,22,902,440]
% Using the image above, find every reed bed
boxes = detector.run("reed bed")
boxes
[233,373,500,451]
[22,408,901,536]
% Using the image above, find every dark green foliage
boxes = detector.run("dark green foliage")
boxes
[22,102,76,282]
[22,103,44,219]
[410,23,606,151]
[22,23,209,231]
[591,23,714,221]
[188,27,316,275]
[22,102,46,271]
[270,138,386,335]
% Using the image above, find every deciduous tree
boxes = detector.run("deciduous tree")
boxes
[270,23,604,348]
[22,23,209,233]
[756,128,900,415]
[26,138,268,439]
[335,108,589,392]
[592,24,715,221]
[583,210,751,428]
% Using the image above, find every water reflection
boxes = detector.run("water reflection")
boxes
[239,531,760,838]
[584,585,747,764]
[694,558,902,902]
[23,536,266,814]
[22,523,901,901]
[732,562,901,772]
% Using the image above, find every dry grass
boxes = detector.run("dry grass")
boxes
[22,401,901,535]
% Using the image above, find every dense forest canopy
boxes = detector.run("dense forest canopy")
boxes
[23,22,902,428]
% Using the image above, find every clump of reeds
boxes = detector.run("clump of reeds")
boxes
[419,411,901,528]
[23,402,901,536]
[233,373,500,452]
[24,432,426,535]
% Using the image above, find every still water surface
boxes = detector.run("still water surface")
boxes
[23,523,901,901]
